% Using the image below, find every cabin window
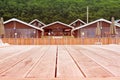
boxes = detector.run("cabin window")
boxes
[5,28,36,38]
[87,29,95,38]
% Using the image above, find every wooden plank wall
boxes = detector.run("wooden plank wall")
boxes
[2,37,120,45]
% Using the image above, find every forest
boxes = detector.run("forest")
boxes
[0,0,120,24]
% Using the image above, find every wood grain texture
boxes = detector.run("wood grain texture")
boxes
[57,45,84,78]
[65,45,114,77]
[26,45,56,78]
[0,45,120,80]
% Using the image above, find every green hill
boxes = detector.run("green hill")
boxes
[0,0,120,24]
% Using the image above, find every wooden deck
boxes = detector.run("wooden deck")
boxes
[0,45,120,80]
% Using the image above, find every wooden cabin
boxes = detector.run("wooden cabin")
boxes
[4,18,43,38]
[73,18,120,38]
[29,19,45,28]
[42,21,74,36]
[69,19,86,28]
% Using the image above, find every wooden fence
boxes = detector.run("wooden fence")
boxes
[2,37,120,45]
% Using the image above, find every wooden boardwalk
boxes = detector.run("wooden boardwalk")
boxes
[0,45,120,80]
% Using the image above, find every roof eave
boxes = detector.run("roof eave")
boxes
[73,18,116,31]
[41,21,74,29]
[29,19,46,26]
[69,19,86,26]
[4,18,43,32]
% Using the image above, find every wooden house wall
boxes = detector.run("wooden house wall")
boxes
[43,23,72,36]
[116,26,120,37]
[73,21,120,38]
[4,21,42,38]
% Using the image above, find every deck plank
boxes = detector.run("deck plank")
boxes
[65,45,113,77]
[0,46,35,74]
[96,45,120,53]
[57,45,84,78]
[78,45,120,76]
[26,45,56,78]
[0,46,28,60]
[0,45,120,80]
[0,46,50,78]
[0,77,120,80]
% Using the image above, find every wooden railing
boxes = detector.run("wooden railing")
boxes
[2,37,120,45]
